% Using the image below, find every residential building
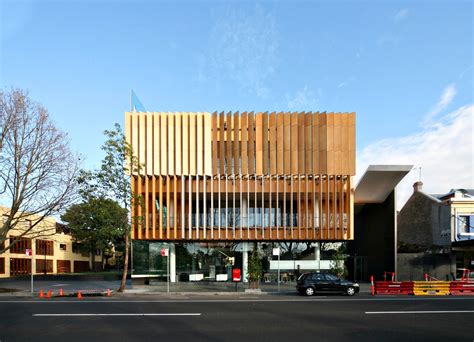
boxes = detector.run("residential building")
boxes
[397,182,474,280]
[0,207,103,278]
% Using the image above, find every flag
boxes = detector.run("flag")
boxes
[130,89,146,112]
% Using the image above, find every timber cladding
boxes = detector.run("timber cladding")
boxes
[125,111,355,242]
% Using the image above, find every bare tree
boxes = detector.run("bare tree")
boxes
[0,89,19,171]
[0,89,79,253]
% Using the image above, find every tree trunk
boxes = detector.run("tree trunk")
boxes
[250,281,259,289]
[91,249,96,272]
[118,231,129,292]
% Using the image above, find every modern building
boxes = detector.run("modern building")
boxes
[0,207,103,278]
[125,111,356,283]
[397,183,474,280]
[348,165,412,281]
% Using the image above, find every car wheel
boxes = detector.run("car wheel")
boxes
[346,286,356,296]
[305,287,315,296]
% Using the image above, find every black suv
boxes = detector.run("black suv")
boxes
[296,272,360,296]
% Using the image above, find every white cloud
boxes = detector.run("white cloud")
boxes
[357,104,474,210]
[199,4,278,98]
[424,83,457,124]
[394,9,409,23]
[337,76,356,89]
[286,86,320,110]
[338,82,348,89]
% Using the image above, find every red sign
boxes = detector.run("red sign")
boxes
[161,248,169,257]
[232,268,241,282]
[25,249,32,256]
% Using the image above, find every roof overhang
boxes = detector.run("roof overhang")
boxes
[355,165,413,206]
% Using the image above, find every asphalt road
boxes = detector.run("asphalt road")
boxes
[1,296,473,341]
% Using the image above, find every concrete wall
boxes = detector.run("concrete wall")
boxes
[397,253,453,281]
[350,191,396,281]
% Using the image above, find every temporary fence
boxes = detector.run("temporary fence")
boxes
[449,281,474,296]
[413,281,451,296]
[374,281,414,295]
[372,270,474,296]
[37,288,113,298]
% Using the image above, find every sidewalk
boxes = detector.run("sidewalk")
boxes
[0,277,371,297]
[0,278,125,297]
[124,281,372,296]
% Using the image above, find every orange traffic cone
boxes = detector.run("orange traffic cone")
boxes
[106,289,111,297]
[46,290,52,299]
[77,291,82,299]
[39,289,44,298]
[59,288,64,296]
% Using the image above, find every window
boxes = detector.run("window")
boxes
[9,237,31,254]
[458,215,474,234]
[10,258,31,275]
[311,273,324,281]
[36,259,53,274]
[36,240,54,256]
[326,274,339,281]
[59,244,67,251]
[0,257,4,274]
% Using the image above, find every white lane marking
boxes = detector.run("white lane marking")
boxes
[51,284,70,287]
[33,313,201,317]
[366,310,474,315]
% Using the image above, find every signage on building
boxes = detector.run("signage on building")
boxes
[272,247,280,256]
[232,268,241,282]
[25,249,32,256]
[161,248,169,257]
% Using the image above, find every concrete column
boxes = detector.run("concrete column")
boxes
[242,242,249,283]
[170,243,176,282]
[315,243,321,271]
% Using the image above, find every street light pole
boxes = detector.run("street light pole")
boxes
[31,248,34,297]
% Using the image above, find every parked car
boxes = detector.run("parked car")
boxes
[296,272,360,296]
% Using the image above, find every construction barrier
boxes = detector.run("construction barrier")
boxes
[450,281,474,296]
[383,272,395,282]
[372,271,474,296]
[375,281,414,295]
[370,276,375,296]
[413,281,450,296]
[37,289,113,298]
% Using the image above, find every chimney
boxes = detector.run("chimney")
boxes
[413,181,423,193]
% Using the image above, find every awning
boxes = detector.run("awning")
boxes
[355,165,413,208]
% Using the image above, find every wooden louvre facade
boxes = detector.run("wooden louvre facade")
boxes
[125,111,355,241]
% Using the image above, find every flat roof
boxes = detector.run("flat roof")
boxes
[355,165,413,204]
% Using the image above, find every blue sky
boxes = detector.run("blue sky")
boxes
[1,0,472,207]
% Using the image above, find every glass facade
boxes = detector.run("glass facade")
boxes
[132,241,333,283]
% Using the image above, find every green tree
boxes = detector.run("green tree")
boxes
[92,123,142,292]
[61,198,127,271]
[247,243,262,289]
[330,244,348,278]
